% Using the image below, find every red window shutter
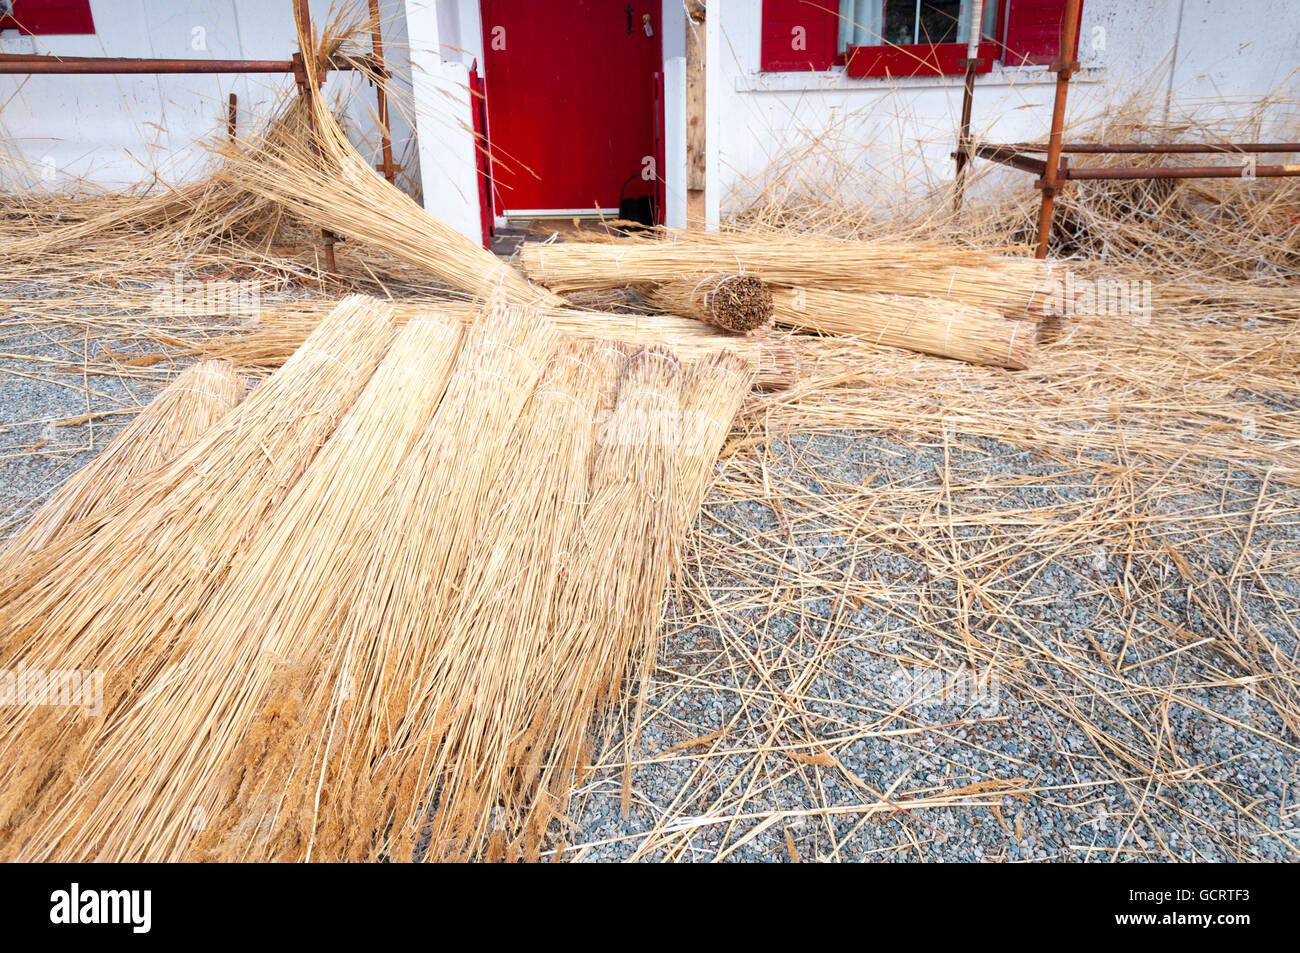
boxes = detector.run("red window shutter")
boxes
[1,0,96,35]
[760,0,839,71]
[1002,0,1082,66]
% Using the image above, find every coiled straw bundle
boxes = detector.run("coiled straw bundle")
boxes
[642,274,775,333]
[3,360,244,558]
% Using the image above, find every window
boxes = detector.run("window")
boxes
[838,0,998,49]
[760,0,1081,76]
[0,0,96,35]
[840,0,1000,77]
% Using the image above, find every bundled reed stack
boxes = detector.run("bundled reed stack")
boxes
[642,274,775,333]
[614,348,756,812]
[184,300,562,864]
[507,346,687,858]
[517,235,1045,312]
[0,292,755,861]
[390,340,621,861]
[309,301,560,863]
[219,85,555,308]
[504,347,755,856]
[8,311,465,862]
[772,287,1037,370]
[0,296,396,847]
[521,236,1052,319]
[191,336,751,864]
[3,360,244,558]
[521,236,1049,368]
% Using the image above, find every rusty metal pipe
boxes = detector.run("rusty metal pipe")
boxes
[0,55,300,74]
[0,53,372,75]
[1061,163,1300,180]
[1034,0,1082,259]
[972,145,1048,176]
[368,0,397,184]
[1004,141,1300,155]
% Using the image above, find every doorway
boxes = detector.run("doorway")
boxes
[479,0,664,220]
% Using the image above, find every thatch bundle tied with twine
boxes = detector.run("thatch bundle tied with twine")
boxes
[642,274,775,333]
[520,235,1053,319]
[0,291,756,862]
[520,235,1049,369]
[772,287,1037,370]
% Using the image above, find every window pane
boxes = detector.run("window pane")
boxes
[840,0,994,51]
[918,1,963,44]
[883,0,917,44]
[838,0,884,49]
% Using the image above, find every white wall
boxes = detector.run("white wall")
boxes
[711,0,1300,221]
[0,0,417,194]
[4,0,1297,231]
[404,0,480,241]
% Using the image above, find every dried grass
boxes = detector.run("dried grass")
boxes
[0,296,397,851]
[772,287,1037,369]
[2,359,244,558]
[643,274,775,333]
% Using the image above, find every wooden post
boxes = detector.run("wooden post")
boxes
[952,57,978,210]
[368,0,398,184]
[685,1,706,229]
[952,0,983,210]
[1034,0,1082,259]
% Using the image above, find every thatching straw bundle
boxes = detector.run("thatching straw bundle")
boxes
[198,299,561,863]
[10,311,465,862]
[3,360,244,558]
[643,274,775,333]
[0,296,396,847]
[521,236,1052,318]
[218,91,554,307]
[772,287,1037,370]
[518,346,686,850]
[510,348,755,854]
[390,340,621,861]
[172,300,800,390]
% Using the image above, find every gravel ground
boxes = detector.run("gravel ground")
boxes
[562,431,1300,862]
[0,315,168,540]
[3,302,1297,863]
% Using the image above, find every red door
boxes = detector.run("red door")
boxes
[480,0,663,217]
